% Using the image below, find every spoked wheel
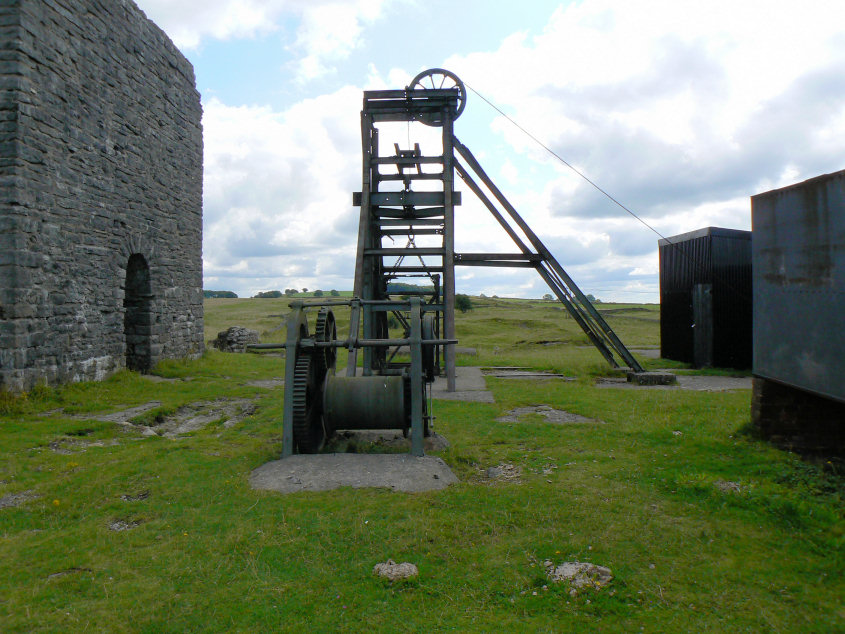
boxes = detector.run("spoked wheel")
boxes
[291,349,326,453]
[409,68,466,126]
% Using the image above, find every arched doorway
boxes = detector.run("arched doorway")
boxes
[124,253,153,372]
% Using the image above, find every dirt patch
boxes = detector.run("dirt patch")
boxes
[484,463,522,482]
[715,479,743,493]
[544,560,613,591]
[496,405,600,425]
[48,437,120,454]
[95,402,163,423]
[88,399,258,438]
[154,399,258,437]
[246,378,285,389]
[0,490,40,510]
[108,519,140,532]
[120,491,150,502]
[142,375,183,383]
[47,567,91,580]
[374,560,418,581]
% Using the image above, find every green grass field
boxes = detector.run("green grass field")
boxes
[1,297,841,632]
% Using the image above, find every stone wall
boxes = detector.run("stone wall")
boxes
[0,0,204,391]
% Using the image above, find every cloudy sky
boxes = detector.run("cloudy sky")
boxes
[135,0,845,301]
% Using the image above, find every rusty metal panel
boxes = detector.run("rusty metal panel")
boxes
[752,169,845,403]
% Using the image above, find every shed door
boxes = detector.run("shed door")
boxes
[692,283,713,368]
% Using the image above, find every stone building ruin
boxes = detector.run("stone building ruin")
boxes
[1,0,204,391]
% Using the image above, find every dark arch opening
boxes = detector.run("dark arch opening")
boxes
[124,253,153,372]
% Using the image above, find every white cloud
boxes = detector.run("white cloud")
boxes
[437,0,845,299]
[293,1,388,81]
[201,88,363,295]
[136,0,293,49]
[136,0,389,81]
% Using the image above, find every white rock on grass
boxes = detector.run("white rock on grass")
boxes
[544,560,613,589]
[373,559,418,581]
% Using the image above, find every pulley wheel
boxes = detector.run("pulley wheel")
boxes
[409,68,466,126]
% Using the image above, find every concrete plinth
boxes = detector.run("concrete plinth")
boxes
[627,371,677,386]
[250,454,459,493]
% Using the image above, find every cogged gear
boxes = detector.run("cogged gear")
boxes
[291,349,326,453]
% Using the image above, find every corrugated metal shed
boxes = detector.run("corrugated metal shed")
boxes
[752,169,845,404]
[659,227,752,369]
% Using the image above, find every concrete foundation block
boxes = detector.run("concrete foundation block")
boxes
[627,371,677,386]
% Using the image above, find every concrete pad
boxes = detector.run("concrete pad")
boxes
[249,454,458,493]
[596,375,751,392]
[482,368,575,380]
[629,348,661,359]
[430,366,495,403]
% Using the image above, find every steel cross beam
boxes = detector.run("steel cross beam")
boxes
[452,138,645,373]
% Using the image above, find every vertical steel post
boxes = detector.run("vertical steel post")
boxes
[282,303,304,457]
[442,108,457,391]
[345,299,361,377]
[409,297,424,457]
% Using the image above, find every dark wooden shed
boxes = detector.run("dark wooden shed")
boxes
[659,227,752,369]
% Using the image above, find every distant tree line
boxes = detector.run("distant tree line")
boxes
[542,292,600,303]
[252,289,341,298]
[386,282,434,294]
[203,290,238,298]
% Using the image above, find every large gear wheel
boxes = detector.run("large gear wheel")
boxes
[313,307,337,377]
[292,349,326,453]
